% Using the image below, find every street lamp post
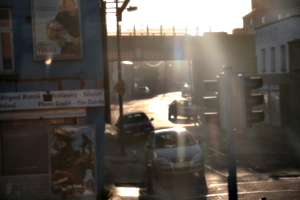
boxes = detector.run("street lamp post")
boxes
[116,0,125,155]
[115,0,137,155]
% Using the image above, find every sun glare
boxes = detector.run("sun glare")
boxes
[108,0,251,35]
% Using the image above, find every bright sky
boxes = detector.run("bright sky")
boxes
[106,0,252,35]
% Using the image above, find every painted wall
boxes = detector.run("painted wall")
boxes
[0,0,105,199]
[0,0,103,82]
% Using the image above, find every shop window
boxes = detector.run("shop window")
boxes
[280,45,286,72]
[1,118,79,176]
[261,49,266,73]
[271,47,276,72]
[0,8,14,74]
[1,121,49,175]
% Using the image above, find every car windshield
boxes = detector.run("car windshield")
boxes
[122,113,149,124]
[155,131,197,148]
[178,100,192,107]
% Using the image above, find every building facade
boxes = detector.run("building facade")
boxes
[256,15,300,128]
[241,0,300,128]
[0,0,106,199]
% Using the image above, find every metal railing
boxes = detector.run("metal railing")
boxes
[107,25,202,36]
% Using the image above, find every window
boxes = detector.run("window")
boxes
[261,49,266,72]
[278,14,282,20]
[286,13,290,18]
[0,8,14,74]
[271,47,276,72]
[250,18,253,26]
[280,45,286,72]
[293,47,300,69]
[262,16,266,24]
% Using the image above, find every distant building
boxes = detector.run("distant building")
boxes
[191,32,257,108]
[243,0,300,35]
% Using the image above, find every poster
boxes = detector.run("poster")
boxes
[49,125,97,196]
[32,0,82,59]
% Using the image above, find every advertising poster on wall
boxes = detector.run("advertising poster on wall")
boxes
[49,125,97,196]
[32,0,82,59]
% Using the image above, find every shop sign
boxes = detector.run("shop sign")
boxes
[0,89,104,111]
[49,125,97,196]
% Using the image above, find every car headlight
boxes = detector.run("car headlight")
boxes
[156,156,170,163]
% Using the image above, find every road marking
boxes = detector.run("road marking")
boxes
[277,175,300,180]
[178,189,300,199]
[202,144,227,157]
[204,164,227,177]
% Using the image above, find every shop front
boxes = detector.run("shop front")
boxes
[0,89,104,199]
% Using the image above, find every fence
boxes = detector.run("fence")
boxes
[107,25,202,36]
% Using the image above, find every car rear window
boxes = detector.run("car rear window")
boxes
[123,113,149,124]
[178,100,192,106]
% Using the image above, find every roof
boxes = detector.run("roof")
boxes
[154,127,188,135]
[123,111,146,116]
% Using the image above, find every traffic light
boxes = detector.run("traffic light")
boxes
[238,75,265,128]
[203,78,222,128]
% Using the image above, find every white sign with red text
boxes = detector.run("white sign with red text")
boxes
[0,89,104,111]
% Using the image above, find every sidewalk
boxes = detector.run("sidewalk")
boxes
[242,123,300,155]
[104,124,171,200]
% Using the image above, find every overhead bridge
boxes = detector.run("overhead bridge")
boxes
[106,35,196,61]
[106,30,255,63]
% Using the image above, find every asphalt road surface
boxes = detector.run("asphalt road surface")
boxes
[108,92,300,200]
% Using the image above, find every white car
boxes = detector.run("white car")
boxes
[145,127,204,176]
[168,99,199,120]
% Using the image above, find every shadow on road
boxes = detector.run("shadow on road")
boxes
[156,172,208,199]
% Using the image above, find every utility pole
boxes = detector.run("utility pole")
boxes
[116,0,129,155]
[115,0,137,155]
[100,0,111,124]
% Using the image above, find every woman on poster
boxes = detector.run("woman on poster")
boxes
[46,0,81,56]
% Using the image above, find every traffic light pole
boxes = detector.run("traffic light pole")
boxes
[204,66,264,200]
[220,67,238,200]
